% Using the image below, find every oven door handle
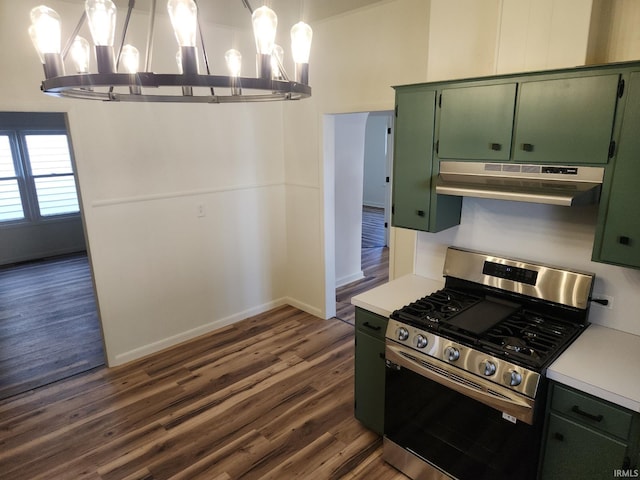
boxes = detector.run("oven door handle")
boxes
[386,342,536,425]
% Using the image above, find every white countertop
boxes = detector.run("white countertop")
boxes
[352,273,640,413]
[547,323,640,413]
[351,273,444,318]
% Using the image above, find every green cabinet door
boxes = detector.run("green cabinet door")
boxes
[392,88,436,231]
[354,329,386,434]
[595,72,640,269]
[393,87,462,232]
[514,74,620,165]
[541,412,628,480]
[438,83,516,161]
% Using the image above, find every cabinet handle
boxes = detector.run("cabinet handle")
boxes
[521,143,534,152]
[363,321,381,331]
[619,236,631,246]
[379,352,386,360]
[553,432,564,442]
[416,210,425,217]
[571,405,603,422]
[490,143,502,151]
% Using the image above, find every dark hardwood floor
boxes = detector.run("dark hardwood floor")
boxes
[362,206,385,249]
[0,253,104,400]
[0,208,398,479]
[0,305,407,480]
[335,248,389,325]
[336,205,389,324]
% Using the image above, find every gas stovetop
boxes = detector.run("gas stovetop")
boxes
[391,287,583,371]
[386,247,595,399]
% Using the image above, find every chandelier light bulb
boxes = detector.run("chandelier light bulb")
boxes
[291,21,312,84]
[70,36,91,73]
[120,44,140,74]
[167,0,198,48]
[225,49,242,77]
[225,49,242,96]
[252,6,277,55]
[85,0,117,47]
[29,6,62,61]
[290,21,313,64]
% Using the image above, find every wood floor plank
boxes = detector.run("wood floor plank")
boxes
[362,206,386,248]
[0,217,404,479]
[0,253,104,400]
[0,305,406,480]
[0,292,405,480]
[336,246,389,325]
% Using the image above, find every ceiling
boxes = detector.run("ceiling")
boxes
[60,0,388,28]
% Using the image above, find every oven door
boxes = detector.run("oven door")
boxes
[384,341,543,480]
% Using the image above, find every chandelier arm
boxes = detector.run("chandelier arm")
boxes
[61,11,87,61]
[276,56,290,82]
[241,0,255,15]
[144,0,157,72]
[115,0,136,71]
[194,0,215,95]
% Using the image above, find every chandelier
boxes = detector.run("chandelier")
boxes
[28,0,313,103]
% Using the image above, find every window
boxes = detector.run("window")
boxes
[0,136,23,221]
[0,113,80,224]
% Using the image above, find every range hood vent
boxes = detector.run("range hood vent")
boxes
[436,161,605,206]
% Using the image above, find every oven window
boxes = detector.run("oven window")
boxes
[385,364,542,480]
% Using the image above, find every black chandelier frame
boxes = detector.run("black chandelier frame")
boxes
[39,0,312,103]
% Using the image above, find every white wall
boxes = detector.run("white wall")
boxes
[2,0,291,365]
[334,113,367,287]
[588,0,640,64]
[363,113,389,209]
[414,0,640,337]
[283,0,432,319]
[427,0,501,81]
[496,0,595,74]
[289,0,640,331]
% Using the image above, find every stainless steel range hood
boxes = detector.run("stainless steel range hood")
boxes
[435,161,605,206]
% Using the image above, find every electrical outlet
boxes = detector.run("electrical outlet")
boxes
[592,293,613,310]
[197,204,205,218]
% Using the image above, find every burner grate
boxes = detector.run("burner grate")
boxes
[478,310,582,369]
[391,288,481,330]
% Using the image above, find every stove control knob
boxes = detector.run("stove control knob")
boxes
[397,327,409,341]
[506,369,522,387]
[481,360,497,377]
[415,334,428,349]
[445,346,460,362]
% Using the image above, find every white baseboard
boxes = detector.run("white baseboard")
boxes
[363,202,385,209]
[335,271,365,288]
[109,296,331,366]
[283,296,324,319]
[110,298,289,366]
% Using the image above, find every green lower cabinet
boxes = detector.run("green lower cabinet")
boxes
[354,308,388,435]
[541,412,628,479]
[540,382,640,480]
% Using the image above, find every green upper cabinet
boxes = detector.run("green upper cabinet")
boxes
[392,86,462,232]
[438,83,516,161]
[513,75,620,165]
[593,71,640,269]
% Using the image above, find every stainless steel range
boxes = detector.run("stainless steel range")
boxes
[383,247,595,480]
